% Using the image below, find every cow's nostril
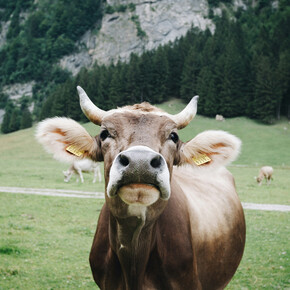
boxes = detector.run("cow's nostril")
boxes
[150,156,162,168]
[119,154,130,167]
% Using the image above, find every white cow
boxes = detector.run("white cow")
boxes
[256,166,273,185]
[216,114,225,121]
[63,159,102,183]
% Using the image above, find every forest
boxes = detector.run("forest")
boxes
[0,0,289,133]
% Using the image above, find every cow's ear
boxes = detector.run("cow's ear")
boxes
[36,117,102,163]
[179,130,241,169]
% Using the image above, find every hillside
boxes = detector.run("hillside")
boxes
[0,0,289,133]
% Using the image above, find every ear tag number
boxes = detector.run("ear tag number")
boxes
[192,154,211,166]
[66,145,84,157]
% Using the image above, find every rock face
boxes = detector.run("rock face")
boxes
[3,82,35,101]
[0,21,10,48]
[1,0,213,123]
[60,0,213,75]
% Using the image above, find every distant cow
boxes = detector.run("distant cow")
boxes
[36,86,245,289]
[256,166,273,185]
[216,114,225,121]
[63,159,102,183]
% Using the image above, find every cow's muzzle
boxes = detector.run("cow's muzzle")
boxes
[107,146,170,202]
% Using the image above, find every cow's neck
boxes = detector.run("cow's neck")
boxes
[109,209,155,290]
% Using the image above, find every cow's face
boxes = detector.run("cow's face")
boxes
[36,87,241,221]
[98,111,182,219]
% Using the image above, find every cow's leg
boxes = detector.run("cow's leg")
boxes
[92,169,97,183]
[97,166,102,182]
[76,169,84,183]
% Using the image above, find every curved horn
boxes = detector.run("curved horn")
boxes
[77,86,107,125]
[170,96,199,129]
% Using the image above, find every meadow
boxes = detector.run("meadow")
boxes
[0,99,289,289]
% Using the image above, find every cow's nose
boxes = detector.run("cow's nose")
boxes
[116,150,164,171]
[107,145,170,200]
[118,153,130,167]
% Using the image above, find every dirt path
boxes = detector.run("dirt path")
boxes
[0,186,289,212]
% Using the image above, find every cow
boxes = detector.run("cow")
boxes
[36,86,246,290]
[215,114,225,121]
[256,166,273,186]
[63,159,102,183]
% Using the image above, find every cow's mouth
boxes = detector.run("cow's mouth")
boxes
[117,183,160,206]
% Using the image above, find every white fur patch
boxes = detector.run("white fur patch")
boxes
[128,204,147,219]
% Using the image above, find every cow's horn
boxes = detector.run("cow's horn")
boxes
[170,96,199,129]
[77,86,107,125]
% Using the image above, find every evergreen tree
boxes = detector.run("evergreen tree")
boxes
[180,47,201,102]
[8,108,21,132]
[253,56,280,123]
[109,62,125,106]
[151,47,169,103]
[139,52,154,102]
[125,54,141,104]
[197,66,217,116]
[1,102,14,134]
[20,108,33,129]
[277,51,290,119]
[39,95,54,120]
[51,86,68,117]
[217,39,247,117]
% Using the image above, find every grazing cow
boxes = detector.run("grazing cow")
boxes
[36,86,246,289]
[256,166,273,186]
[216,114,225,121]
[63,159,102,183]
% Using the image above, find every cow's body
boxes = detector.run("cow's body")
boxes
[215,114,225,121]
[36,87,246,290]
[63,159,102,183]
[91,166,245,289]
[256,166,273,185]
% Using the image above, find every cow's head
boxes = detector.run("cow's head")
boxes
[36,86,240,221]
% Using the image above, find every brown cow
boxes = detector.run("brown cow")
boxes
[36,86,246,290]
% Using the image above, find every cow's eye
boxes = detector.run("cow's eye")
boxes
[170,132,179,143]
[100,129,111,141]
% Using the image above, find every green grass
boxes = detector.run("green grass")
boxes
[0,193,289,289]
[0,98,289,288]
[0,193,101,289]
[228,210,289,289]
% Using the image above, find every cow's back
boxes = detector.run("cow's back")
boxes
[73,159,96,171]
[172,166,245,289]
[261,166,273,177]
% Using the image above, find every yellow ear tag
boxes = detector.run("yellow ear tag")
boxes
[66,145,84,157]
[192,153,211,166]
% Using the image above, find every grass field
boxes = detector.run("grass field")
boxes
[0,99,289,289]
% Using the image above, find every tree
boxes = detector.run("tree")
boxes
[253,56,280,123]
[1,102,14,134]
[196,66,217,116]
[277,51,290,119]
[8,108,21,133]
[151,47,169,103]
[180,47,201,102]
[20,108,33,129]
[217,39,248,117]
[125,54,141,104]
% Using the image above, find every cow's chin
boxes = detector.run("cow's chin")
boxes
[117,184,160,206]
